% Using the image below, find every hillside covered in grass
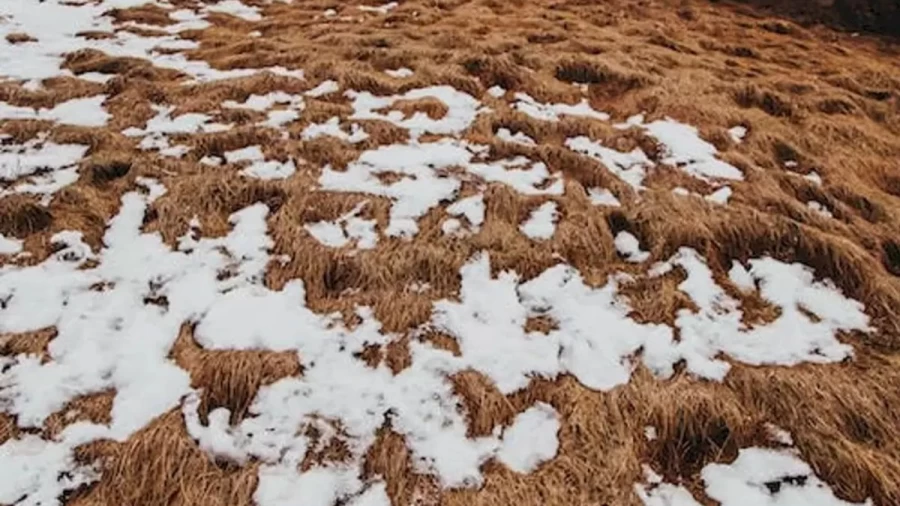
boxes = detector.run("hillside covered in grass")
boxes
[1,1,899,505]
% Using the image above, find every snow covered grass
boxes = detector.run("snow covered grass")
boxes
[1,0,900,505]
[637,445,872,506]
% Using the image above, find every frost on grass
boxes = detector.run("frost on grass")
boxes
[636,446,872,506]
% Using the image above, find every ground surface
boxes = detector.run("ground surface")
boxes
[1,1,899,505]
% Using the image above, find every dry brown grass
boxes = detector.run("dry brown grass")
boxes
[2,0,900,504]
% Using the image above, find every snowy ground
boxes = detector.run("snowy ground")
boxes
[0,1,893,505]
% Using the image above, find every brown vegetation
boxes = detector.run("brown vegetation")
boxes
[1,0,899,505]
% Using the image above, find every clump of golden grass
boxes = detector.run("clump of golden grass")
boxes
[5,33,37,44]
[1,0,899,505]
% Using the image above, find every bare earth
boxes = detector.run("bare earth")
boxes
[1,1,899,505]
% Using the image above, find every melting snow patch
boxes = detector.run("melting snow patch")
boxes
[304,202,378,249]
[613,113,646,130]
[703,448,871,505]
[513,93,610,122]
[0,233,23,255]
[242,159,296,180]
[0,435,99,506]
[441,218,462,235]
[728,125,747,143]
[638,446,872,506]
[657,248,870,380]
[303,117,370,143]
[766,424,795,446]
[443,194,485,236]
[467,156,564,196]
[0,136,88,181]
[0,186,281,435]
[225,145,266,164]
[644,119,743,182]
[487,86,506,98]
[520,202,558,240]
[434,253,676,392]
[0,0,305,86]
[204,0,263,21]
[347,86,480,138]
[615,231,650,263]
[124,105,220,137]
[588,187,621,207]
[446,194,485,229]
[222,147,297,179]
[803,171,823,186]
[705,186,733,204]
[728,261,756,293]
[263,109,301,128]
[306,80,341,98]
[496,403,560,474]
[358,2,398,14]
[566,136,651,190]
[224,91,303,112]
[0,96,110,126]
[385,68,414,78]
[347,483,391,506]
[496,128,536,146]
[319,140,464,237]
[636,467,702,506]
[807,201,833,218]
